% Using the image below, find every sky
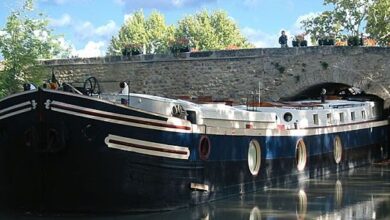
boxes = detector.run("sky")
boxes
[0,0,330,58]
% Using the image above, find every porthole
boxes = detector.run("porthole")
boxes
[248,139,261,176]
[295,139,307,171]
[283,112,293,122]
[199,136,211,160]
[333,136,343,164]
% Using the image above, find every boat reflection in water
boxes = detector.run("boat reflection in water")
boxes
[1,164,389,219]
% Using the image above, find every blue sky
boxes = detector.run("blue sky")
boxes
[0,0,329,58]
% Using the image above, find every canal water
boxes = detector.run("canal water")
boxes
[1,163,390,219]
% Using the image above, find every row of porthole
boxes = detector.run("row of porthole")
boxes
[198,135,344,176]
[293,136,343,172]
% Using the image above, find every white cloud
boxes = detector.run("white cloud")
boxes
[76,20,118,40]
[290,12,321,46]
[33,30,49,42]
[57,37,71,50]
[116,0,216,11]
[124,13,132,23]
[49,14,72,27]
[50,39,106,58]
[242,27,307,48]
[53,37,74,58]
[242,27,279,48]
[293,12,319,33]
[74,41,106,58]
[95,20,117,36]
[69,20,118,58]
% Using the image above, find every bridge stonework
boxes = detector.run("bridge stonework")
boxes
[43,47,390,107]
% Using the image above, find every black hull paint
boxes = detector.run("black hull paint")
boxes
[0,89,388,213]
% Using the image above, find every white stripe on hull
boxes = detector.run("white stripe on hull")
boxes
[105,134,190,160]
[0,90,37,103]
[0,108,33,120]
[0,101,33,120]
[0,101,31,114]
[50,100,192,133]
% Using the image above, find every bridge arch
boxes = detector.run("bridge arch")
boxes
[281,83,353,101]
[272,67,390,109]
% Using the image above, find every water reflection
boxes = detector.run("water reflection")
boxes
[296,189,307,220]
[1,165,389,219]
[334,180,343,209]
[249,206,260,220]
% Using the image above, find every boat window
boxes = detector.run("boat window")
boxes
[339,112,344,123]
[283,112,293,122]
[351,112,355,121]
[372,106,376,117]
[296,139,307,171]
[333,136,343,164]
[361,110,366,119]
[248,140,261,176]
[186,111,197,124]
[313,114,319,125]
[327,113,332,124]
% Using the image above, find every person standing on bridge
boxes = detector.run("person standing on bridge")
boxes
[279,30,288,48]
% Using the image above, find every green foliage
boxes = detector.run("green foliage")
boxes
[347,35,360,46]
[108,10,174,55]
[301,0,374,43]
[108,10,252,55]
[271,62,285,73]
[320,61,329,70]
[0,0,65,98]
[325,0,371,35]
[300,11,342,43]
[175,10,252,51]
[366,0,390,46]
[146,12,175,53]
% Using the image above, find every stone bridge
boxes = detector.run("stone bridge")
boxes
[43,46,390,108]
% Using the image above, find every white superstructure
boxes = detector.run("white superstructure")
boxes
[103,93,381,131]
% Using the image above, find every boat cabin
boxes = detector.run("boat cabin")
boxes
[104,93,381,131]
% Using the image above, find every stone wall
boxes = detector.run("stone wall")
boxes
[42,46,390,107]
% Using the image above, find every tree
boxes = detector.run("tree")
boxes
[326,0,372,36]
[300,11,342,43]
[366,0,390,46]
[175,10,252,51]
[145,12,174,54]
[0,0,65,98]
[301,0,374,42]
[107,10,173,55]
[108,10,252,55]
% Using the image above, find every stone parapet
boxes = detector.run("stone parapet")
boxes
[41,46,390,107]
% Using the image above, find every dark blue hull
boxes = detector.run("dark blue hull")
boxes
[0,89,388,213]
